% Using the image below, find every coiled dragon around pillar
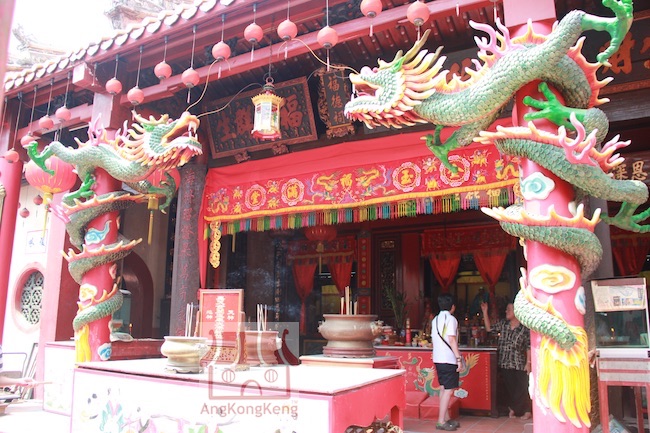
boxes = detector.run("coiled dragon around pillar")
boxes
[25,111,202,362]
[345,0,645,430]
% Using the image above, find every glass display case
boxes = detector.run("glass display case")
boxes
[591,277,650,358]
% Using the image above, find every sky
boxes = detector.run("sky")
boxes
[9,0,114,57]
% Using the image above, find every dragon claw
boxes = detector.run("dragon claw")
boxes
[423,126,459,173]
[602,201,650,233]
[583,0,633,64]
[523,82,584,130]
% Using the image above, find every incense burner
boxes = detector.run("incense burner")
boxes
[245,330,282,366]
[318,314,382,358]
[160,336,209,373]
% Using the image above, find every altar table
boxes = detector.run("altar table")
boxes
[597,357,650,433]
[71,358,405,433]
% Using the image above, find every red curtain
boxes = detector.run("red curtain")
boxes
[612,236,650,276]
[428,253,461,293]
[292,262,317,334]
[474,250,509,321]
[329,260,353,296]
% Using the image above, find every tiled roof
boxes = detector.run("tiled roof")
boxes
[4,0,230,93]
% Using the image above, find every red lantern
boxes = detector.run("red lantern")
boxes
[277,19,298,41]
[33,195,43,206]
[19,208,30,218]
[24,156,77,206]
[407,0,430,28]
[106,77,123,95]
[38,115,54,130]
[182,68,200,88]
[317,26,338,50]
[244,22,264,45]
[154,61,172,81]
[145,168,181,244]
[4,149,20,163]
[55,106,71,122]
[305,225,337,273]
[361,0,383,36]
[127,87,145,105]
[211,41,231,62]
[21,134,36,146]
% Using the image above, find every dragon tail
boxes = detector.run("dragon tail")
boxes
[537,327,590,428]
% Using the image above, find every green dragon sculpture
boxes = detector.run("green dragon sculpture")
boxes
[25,111,202,361]
[346,0,646,428]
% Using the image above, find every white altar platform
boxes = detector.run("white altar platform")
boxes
[71,358,405,433]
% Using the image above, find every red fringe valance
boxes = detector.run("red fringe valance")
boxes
[201,129,519,235]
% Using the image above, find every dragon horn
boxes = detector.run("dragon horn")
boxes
[132,110,146,125]
[402,29,431,64]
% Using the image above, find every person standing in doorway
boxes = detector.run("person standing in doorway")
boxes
[481,301,532,419]
[431,293,463,431]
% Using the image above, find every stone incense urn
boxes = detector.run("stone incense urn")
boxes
[160,336,209,373]
[245,330,282,366]
[318,314,382,358]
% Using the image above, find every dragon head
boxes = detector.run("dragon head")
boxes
[121,111,203,171]
[344,30,445,129]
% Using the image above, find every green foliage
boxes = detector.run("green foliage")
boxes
[385,285,408,330]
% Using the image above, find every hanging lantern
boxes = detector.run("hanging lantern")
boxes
[317,26,338,50]
[19,208,30,219]
[155,36,172,81]
[212,14,231,78]
[154,61,172,81]
[277,19,298,41]
[33,194,43,206]
[21,134,36,146]
[4,149,20,163]
[55,106,71,122]
[212,41,231,63]
[245,3,263,62]
[407,0,430,38]
[127,87,145,105]
[318,26,338,71]
[145,168,181,244]
[360,0,383,36]
[24,156,77,230]
[182,68,200,88]
[128,45,145,105]
[38,115,54,131]
[106,77,123,95]
[305,225,337,274]
[251,77,285,141]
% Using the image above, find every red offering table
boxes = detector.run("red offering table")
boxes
[597,357,650,433]
[71,358,404,433]
[375,346,497,416]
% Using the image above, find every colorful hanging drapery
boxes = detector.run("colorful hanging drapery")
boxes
[201,129,519,235]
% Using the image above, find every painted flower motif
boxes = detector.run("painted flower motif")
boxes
[521,172,555,200]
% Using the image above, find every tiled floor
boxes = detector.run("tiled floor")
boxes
[0,400,531,433]
[404,415,532,433]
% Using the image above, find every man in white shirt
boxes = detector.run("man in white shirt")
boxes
[431,293,463,431]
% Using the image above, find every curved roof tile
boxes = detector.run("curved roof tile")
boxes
[3,0,237,91]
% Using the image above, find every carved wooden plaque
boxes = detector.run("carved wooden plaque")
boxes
[206,77,317,159]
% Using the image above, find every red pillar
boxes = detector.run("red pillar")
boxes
[0,157,23,340]
[504,1,589,431]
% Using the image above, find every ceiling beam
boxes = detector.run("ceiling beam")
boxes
[119,0,495,107]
